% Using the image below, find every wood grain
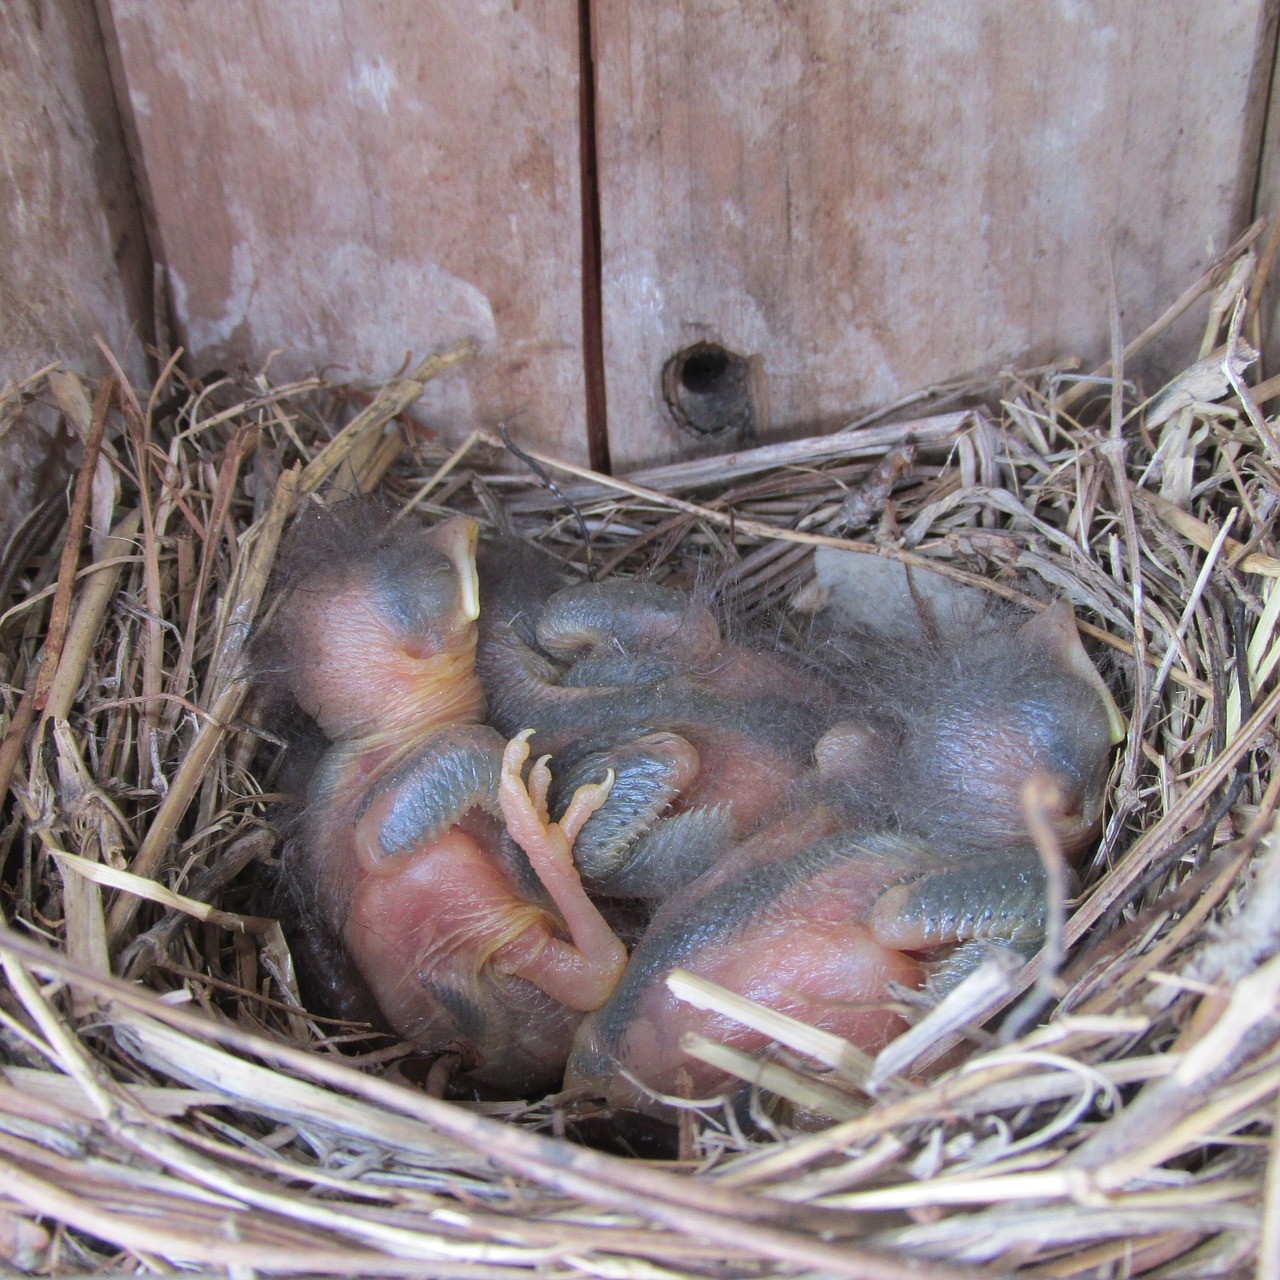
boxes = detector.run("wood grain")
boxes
[0,0,151,545]
[593,1,1280,470]
[104,1,589,461]
[1252,7,1280,375]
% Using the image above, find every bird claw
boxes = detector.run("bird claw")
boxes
[499,729,614,864]
[558,768,615,844]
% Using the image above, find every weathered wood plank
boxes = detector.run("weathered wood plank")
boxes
[594,2,1279,471]
[0,4,151,381]
[104,1,588,460]
[0,0,151,543]
[1251,13,1280,376]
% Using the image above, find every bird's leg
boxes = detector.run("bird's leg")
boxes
[494,730,627,1010]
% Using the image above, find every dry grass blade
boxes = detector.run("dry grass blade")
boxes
[667,969,876,1083]
[679,1033,867,1121]
[0,379,113,802]
[103,467,298,946]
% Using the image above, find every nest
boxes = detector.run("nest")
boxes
[1,223,1278,1278]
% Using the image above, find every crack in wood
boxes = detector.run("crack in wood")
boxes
[579,0,610,473]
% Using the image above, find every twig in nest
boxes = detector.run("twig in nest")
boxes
[0,375,113,802]
[499,425,597,580]
[1001,774,1072,1041]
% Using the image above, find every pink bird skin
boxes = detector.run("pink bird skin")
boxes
[269,506,627,1093]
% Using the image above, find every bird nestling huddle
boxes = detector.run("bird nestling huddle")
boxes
[260,499,1124,1112]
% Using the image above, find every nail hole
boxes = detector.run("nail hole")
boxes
[662,342,756,440]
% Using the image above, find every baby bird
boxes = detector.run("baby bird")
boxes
[815,600,1124,854]
[270,504,627,1093]
[476,563,839,896]
[328,725,625,1092]
[564,828,929,1114]
[270,503,486,752]
[564,598,1124,1111]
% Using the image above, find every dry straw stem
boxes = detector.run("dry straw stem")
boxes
[0,935,988,1280]
[679,1032,867,1122]
[0,231,1278,1278]
[667,969,876,1083]
[0,377,113,802]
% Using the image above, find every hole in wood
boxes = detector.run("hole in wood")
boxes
[662,342,756,440]
[679,347,731,394]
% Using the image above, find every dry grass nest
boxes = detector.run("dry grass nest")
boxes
[2,222,1280,1279]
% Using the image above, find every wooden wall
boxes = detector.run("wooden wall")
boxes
[0,0,150,534]
[593,1,1279,469]
[1255,12,1280,373]
[3,0,1279,474]
[102,0,590,463]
